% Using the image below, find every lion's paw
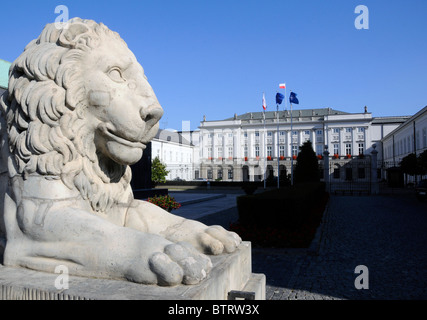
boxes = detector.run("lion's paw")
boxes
[149,242,212,286]
[198,225,242,255]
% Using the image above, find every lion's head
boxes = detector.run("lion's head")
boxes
[0,18,163,212]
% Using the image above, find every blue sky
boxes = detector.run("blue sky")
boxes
[1,0,426,131]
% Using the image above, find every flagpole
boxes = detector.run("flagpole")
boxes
[290,97,294,187]
[263,107,267,190]
[276,102,280,189]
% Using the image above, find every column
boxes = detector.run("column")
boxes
[273,130,279,158]
[248,130,254,159]
[371,144,379,194]
[323,145,330,192]
[233,128,241,159]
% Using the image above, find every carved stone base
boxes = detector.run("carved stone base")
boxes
[0,242,265,300]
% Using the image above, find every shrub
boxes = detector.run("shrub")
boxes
[242,182,258,195]
[236,182,325,230]
[147,195,181,211]
[230,191,329,248]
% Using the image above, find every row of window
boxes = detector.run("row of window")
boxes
[205,167,368,181]
[155,149,192,163]
[206,143,365,158]
[207,127,365,139]
[207,169,234,180]
[384,127,427,159]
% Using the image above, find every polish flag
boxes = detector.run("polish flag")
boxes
[279,83,286,89]
[262,93,267,110]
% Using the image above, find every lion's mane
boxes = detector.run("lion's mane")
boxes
[0,18,133,212]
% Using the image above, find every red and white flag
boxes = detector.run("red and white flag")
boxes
[262,93,267,111]
[279,83,286,89]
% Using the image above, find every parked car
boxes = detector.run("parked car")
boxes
[415,179,427,201]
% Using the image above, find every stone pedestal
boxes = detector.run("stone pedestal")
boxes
[0,242,265,300]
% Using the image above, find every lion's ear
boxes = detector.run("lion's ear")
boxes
[59,23,90,48]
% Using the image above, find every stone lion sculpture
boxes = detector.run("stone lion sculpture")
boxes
[0,18,241,286]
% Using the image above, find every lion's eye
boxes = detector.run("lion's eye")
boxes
[108,68,125,83]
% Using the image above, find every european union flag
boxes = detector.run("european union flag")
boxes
[289,92,299,104]
[276,93,284,105]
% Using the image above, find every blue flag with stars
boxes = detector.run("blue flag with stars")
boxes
[276,93,284,105]
[289,92,299,104]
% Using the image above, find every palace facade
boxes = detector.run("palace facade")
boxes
[197,107,408,182]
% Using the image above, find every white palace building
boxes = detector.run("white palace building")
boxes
[196,107,409,182]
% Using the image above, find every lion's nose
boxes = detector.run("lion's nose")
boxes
[140,103,164,129]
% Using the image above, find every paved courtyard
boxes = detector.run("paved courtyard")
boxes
[164,188,427,300]
[252,194,427,300]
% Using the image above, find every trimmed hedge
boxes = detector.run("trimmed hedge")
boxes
[236,182,325,230]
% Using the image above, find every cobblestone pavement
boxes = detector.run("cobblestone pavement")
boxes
[251,194,427,300]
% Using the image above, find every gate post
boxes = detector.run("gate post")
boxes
[371,144,379,194]
[323,145,330,192]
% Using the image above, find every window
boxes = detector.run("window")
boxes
[207,147,213,158]
[358,143,364,155]
[280,131,285,136]
[292,145,298,156]
[316,130,322,135]
[217,169,223,180]
[316,145,323,156]
[292,131,298,136]
[279,145,285,157]
[255,146,260,157]
[228,147,233,158]
[267,131,272,137]
[333,143,339,155]
[244,146,248,157]
[228,133,233,138]
[423,128,427,148]
[346,128,352,133]
[333,128,340,133]
[345,143,352,155]
[357,127,365,133]
[244,132,248,138]
[228,169,233,180]
[267,146,272,157]
[304,130,310,135]
[217,147,223,158]
[207,170,213,180]
[255,131,260,137]
[208,133,213,138]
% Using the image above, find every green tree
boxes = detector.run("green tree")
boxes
[294,141,320,184]
[400,153,422,176]
[151,156,169,186]
[418,150,427,175]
